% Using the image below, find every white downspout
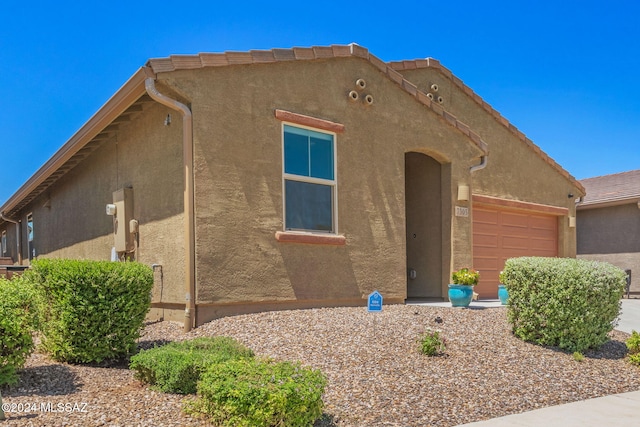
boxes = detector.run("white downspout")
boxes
[469,155,488,173]
[1,212,21,265]
[144,77,196,333]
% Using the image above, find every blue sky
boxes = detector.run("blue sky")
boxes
[1,0,639,204]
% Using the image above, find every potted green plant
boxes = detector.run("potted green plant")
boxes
[448,268,479,307]
[498,270,509,305]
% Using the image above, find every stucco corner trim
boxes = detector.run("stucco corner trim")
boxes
[275,231,346,246]
[275,109,345,133]
[472,194,569,216]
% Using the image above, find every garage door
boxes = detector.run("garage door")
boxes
[473,205,558,298]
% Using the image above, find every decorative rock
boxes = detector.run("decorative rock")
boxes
[1,305,637,426]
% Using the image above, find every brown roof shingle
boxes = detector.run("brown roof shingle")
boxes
[578,170,640,208]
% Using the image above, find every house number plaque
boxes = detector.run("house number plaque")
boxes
[455,206,469,217]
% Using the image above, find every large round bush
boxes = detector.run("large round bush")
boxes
[27,259,153,363]
[503,257,626,352]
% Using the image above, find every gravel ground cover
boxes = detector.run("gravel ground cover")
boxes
[2,304,639,426]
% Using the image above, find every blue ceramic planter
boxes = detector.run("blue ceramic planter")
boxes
[448,284,474,307]
[498,284,509,305]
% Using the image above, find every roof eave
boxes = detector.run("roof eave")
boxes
[147,44,489,156]
[0,67,150,220]
[389,59,585,195]
[576,195,640,210]
[1,44,495,223]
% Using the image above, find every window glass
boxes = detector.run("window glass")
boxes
[27,213,34,260]
[282,124,336,233]
[284,125,334,179]
[285,180,333,231]
[284,130,309,176]
[1,231,6,255]
[310,135,333,180]
[27,214,33,243]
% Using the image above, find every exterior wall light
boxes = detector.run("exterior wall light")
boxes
[457,185,470,201]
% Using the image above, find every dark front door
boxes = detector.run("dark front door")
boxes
[405,152,442,299]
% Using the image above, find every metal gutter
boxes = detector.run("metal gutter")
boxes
[0,212,19,225]
[144,74,196,333]
[469,155,488,173]
[576,195,640,210]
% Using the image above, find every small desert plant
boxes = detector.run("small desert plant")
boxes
[572,351,585,362]
[451,268,480,286]
[419,330,446,356]
[499,270,506,284]
[130,337,254,394]
[626,330,640,367]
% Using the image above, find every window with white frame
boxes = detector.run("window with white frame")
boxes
[283,124,336,233]
[1,230,6,255]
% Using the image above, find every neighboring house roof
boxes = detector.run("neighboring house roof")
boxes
[577,169,640,209]
[389,59,585,195]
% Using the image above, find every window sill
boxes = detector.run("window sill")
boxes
[275,231,346,246]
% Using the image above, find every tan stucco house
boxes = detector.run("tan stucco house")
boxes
[0,44,584,330]
[577,170,640,296]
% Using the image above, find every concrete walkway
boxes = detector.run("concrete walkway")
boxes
[410,298,640,427]
[456,390,640,426]
[617,298,640,334]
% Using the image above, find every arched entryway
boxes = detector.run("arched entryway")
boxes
[405,152,443,299]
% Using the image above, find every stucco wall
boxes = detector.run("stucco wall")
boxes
[4,54,586,324]
[158,57,483,317]
[577,204,640,254]
[396,67,581,257]
[10,102,186,315]
[576,203,640,296]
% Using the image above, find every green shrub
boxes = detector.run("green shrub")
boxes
[130,337,254,394]
[419,330,446,356]
[572,351,585,362]
[626,330,640,353]
[187,358,326,427]
[26,259,153,363]
[0,276,42,385]
[504,257,626,352]
[626,330,640,366]
[629,353,640,366]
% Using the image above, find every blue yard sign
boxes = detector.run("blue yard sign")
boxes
[367,290,383,312]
